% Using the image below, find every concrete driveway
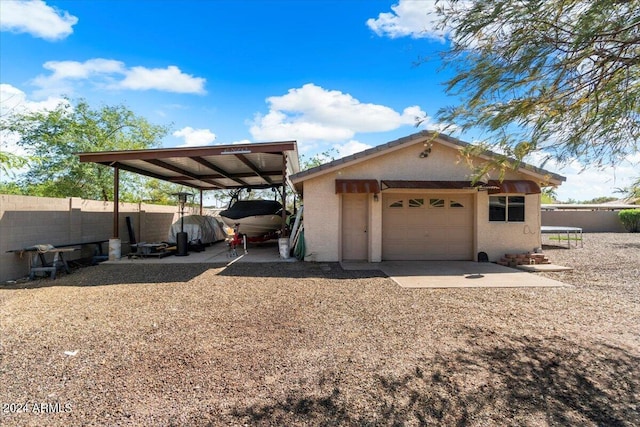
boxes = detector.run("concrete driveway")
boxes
[343,261,570,289]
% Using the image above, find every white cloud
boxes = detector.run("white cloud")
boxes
[120,66,207,94]
[173,127,217,147]
[333,140,373,158]
[30,59,206,98]
[366,0,446,41]
[250,83,426,145]
[0,0,78,41]
[525,151,639,201]
[0,84,69,175]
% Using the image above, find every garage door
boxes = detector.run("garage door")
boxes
[382,193,474,260]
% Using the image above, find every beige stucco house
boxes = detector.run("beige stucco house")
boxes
[290,131,565,262]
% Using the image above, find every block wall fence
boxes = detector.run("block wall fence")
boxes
[1,195,183,282]
[541,210,627,232]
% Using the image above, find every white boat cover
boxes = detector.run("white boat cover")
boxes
[168,215,227,244]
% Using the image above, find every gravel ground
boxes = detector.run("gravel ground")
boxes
[1,233,638,426]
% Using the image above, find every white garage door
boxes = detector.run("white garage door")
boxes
[382,193,474,260]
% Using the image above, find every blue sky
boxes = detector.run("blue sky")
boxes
[1,0,637,201]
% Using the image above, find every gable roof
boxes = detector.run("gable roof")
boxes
[290,131,566,190]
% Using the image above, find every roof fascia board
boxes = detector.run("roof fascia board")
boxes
[78,141,298,163]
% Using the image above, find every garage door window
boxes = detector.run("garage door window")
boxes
[450,200,465,208]
[409,198,424,208]
[430,198,445,208]
[389,199,403,208]
[489,196,525,222]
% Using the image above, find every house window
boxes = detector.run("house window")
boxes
[489,196,525,222]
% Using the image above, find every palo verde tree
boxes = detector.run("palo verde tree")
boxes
[433,0,640,178]
[2,98,170,201]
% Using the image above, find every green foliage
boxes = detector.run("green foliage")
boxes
[435,0,640,171]
[2,99,169,200]
[299,148,338,171]
[618,209,640,232]
[0,150,28,176]
[541,187,557,204]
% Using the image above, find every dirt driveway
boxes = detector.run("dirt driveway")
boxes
[1,233,638,426]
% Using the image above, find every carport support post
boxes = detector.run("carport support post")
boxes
[108,165,122,261]
[199,189,203,215]
[113,166,119,238]
[281,156,287,236]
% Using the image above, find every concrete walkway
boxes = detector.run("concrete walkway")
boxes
[342,261,570,289]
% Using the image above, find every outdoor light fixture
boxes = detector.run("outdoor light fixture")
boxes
[172,192,194,256]
[419,142,432,158]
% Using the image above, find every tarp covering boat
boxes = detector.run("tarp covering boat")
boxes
[219,200,284,220]
[168,215,227,244]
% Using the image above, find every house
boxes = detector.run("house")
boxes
[289,131,565,262]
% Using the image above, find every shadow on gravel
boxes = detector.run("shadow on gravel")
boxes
[0,263,219,289]
[217,262,387,280]
[0,262,386,290]
[228,331,639,426]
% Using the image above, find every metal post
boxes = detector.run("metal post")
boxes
[113,166,119,238]
[281,155,287,236]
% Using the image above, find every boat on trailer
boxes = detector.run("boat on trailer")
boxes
[219,199,287,237]
[219,187,291,237]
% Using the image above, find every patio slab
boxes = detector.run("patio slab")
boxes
[342,261,570,289]
[104,240,296,264]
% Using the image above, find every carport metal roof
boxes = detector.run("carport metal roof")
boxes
[78,141,300,190]
[78,141,299,239]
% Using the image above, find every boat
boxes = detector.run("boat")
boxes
[219,199,287,237]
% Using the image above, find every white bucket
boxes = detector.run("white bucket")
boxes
[108,238,121,261]
[278,238,290,259]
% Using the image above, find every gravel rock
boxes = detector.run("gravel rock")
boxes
[1,233,638,426]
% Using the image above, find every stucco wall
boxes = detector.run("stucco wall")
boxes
[476,192,542,261]
[0,195,181,282]
[298,139,545,262]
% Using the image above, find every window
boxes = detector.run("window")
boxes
[429,198,445,208]
[409,198,424,208]
[450,200,464,208]
[489,196,525,222]
[389,200,403,208]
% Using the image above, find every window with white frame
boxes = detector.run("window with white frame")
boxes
[489,196,525,222]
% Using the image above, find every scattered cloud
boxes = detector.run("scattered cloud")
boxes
[366,0,446,41]
[333,140,373,159]
[0,84,69,166]
[120,66,206,94]
[30,59,206,98]
[0,0,78,41]
[524,150,639,201]
[250,83,426,145]
[173,127,216,147]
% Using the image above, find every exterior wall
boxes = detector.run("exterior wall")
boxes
[299,140,547,262]
[1,195,181,282]
[542,210,627,232]
[476,192,542,261]
[301,176,340,262]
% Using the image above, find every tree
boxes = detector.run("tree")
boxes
[434,0,640,174]
[2,99,169,200]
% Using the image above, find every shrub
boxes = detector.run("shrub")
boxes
[618,209,640,232]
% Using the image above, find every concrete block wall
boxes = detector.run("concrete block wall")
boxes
[1,195,181,282]
[541,210,627,232]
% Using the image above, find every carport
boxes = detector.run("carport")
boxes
[78,141,299,246]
